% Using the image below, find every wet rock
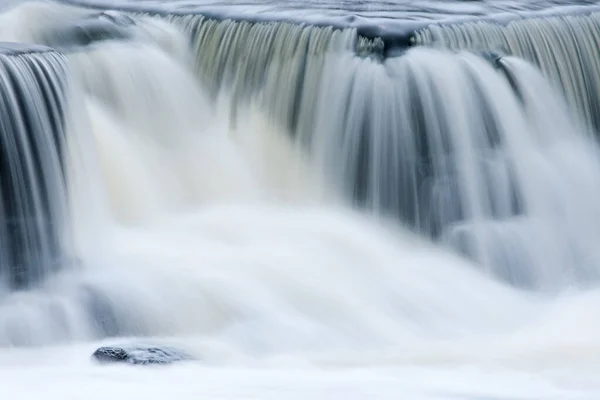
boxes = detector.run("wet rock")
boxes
[42,19,134,50]
[92,344,193,365]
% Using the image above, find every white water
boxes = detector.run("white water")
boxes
[3,2,600,399]
[414,12,600,134]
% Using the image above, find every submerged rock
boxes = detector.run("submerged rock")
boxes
[92,344,193,365]
[41,18,134,51]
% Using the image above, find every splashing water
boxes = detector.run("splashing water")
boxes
[306,48,600,288]
[2,2,600,399]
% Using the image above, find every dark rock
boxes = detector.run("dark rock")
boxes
[92,344,194,365]
[93,346,128,363]
[40,18,135,51]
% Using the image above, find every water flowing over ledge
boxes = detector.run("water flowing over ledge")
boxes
[55,0,600,42]
[0,0,599,371]
[0,43,71,291]
[52,0,600,132]
[5,2,600,399]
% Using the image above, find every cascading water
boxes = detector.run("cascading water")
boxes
[0,44,71,291]
[162,15,364,132]
[122,9,600,288]
[306,49,600,288]
[413,13,600,133]
[4,1,600,398]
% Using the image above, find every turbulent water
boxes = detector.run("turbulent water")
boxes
[3,1,600,399]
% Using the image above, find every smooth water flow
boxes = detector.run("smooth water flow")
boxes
[308,49,600,288]
[414,13,600,133]
[0,44,70,291]
[2,5,600,398]
[130,10,600,289]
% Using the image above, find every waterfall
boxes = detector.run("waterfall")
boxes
[0,44,71,291]
[117,11,600,288]
[306,48,600,288]
[413,13,600,134]
[125,14,388,136]
[1,1,600,348]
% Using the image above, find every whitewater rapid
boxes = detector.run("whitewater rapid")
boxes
[2,1,600,399]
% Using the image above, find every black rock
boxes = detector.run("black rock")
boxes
[92,344,194,365]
